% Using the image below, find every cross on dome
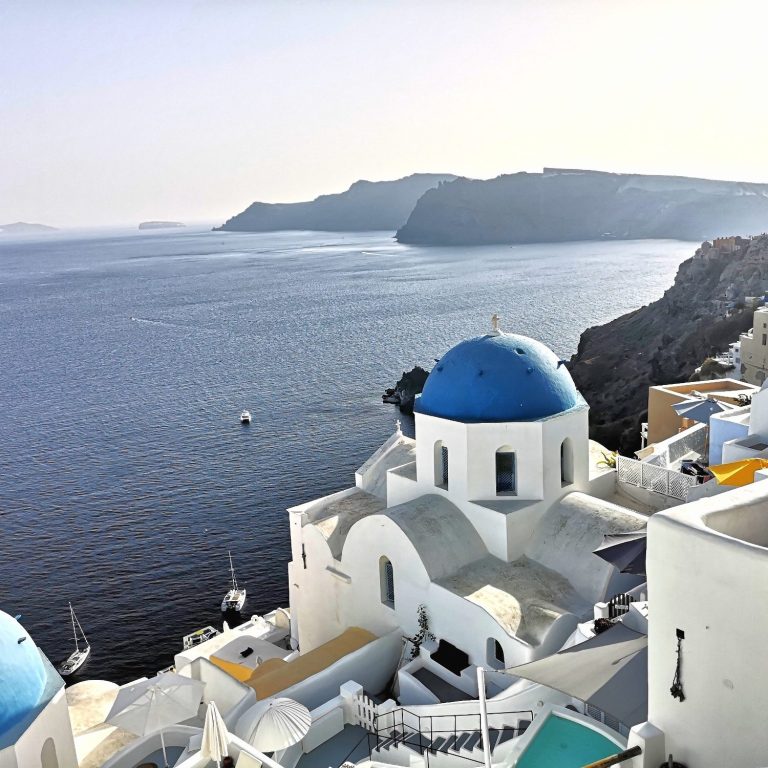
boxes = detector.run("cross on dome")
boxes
[491,313,501,335]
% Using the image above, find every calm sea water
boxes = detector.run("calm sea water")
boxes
[0,228,694,683]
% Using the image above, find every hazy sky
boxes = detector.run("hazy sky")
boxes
[2,1,768,227]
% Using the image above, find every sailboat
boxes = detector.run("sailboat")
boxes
[221,550,246,612]
[58,603,90,676]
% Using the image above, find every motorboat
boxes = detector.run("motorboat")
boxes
[221,550,246,612]
[240,410,252,424]
[58,603,90,676]
[182,625,221,650]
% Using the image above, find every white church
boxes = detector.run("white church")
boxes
[287,321,647,670]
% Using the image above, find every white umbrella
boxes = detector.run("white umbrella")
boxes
[201,701,229,767]
[106,672,205,767]
[238,697,311,752]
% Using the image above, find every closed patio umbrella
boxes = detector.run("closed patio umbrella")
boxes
[237,697,311,752]
[709,458,768,486]
[105,672,204,768]
[593,530,647,575]
[201,701,229,767]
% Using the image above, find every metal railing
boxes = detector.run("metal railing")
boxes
[369,705,533,767]
[607,593,634,620]
[617,455,698,500]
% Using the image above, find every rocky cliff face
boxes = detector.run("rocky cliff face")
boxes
[216,174,456,233]
[396,169,768,245]
[568,235,768,453]
[382,366,430,413]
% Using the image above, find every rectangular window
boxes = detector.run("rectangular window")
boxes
[762,333,766,346]
[441,445,449,487]
[496,452,516,494]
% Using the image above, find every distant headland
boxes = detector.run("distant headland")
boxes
[138,221,186,230]
[396,169,768,245]
[214,173,456,233]
[216,168,768,243]
[0,221,58,234]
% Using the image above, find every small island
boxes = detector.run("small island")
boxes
[0,221,58,234]
[138,221,186,230]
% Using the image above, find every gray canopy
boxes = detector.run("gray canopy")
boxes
[506,623,648,725]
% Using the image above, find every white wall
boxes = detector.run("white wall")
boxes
[178,658,255,726]
[721,435,768,464]
[289,521,356,651]
[646,483,768,768]
[709,408,750,464]
[276,631,402,710]
[0,688,77,768]
[749,386,768,435]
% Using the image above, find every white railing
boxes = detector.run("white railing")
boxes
[617,455,698,500]
[350,692,378,731]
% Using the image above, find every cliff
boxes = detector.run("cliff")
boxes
[396,169,768,245]
[382,366,430,414]
[216,174,456,233]
[568,235,768,454]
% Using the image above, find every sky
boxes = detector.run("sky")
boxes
[2,0,768,227]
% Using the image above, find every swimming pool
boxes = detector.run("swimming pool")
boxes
[515,713,621,768]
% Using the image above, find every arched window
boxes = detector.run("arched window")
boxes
[560,438,574,486]
[486,638,505,669]
[496,447,516,495]
[41,738,59,768]
[434,440,449,489]
[380,556,395,608]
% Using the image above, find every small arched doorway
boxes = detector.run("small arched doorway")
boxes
[41,738,59,768]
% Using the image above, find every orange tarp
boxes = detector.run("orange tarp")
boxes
[709,458,768,487]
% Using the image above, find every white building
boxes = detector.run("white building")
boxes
[288,326,647,681]
[0,611,77,768]
[711,378,768,466]
[627,480,768,768]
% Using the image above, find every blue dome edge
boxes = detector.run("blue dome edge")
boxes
[414,332,583,423]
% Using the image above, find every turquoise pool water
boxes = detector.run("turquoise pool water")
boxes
[516,714,620,768]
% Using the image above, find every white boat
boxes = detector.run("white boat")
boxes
[221,551,246,612]
[58,603,90,676]
[182,625,221,650]
[240,410,252,424]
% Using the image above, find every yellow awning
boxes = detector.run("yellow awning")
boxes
[709,458,768,486]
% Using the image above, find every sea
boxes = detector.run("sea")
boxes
[0,227,696,683]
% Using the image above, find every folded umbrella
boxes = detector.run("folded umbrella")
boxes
[201,700,229,767]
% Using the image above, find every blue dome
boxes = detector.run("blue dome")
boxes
[415,332,580,422]
[0,611,46,736]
